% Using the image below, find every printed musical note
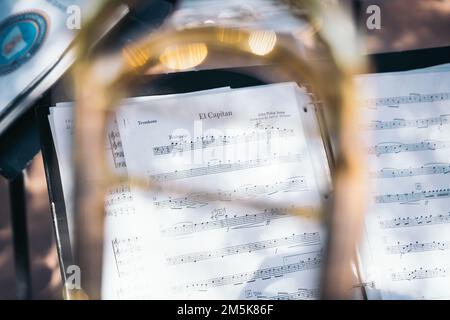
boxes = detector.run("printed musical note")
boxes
[356,72,450,299]
[153,127,295,155]
[375,188,450,204]
[178,251,322,290]
[373,163,450,179]
[107,121,127,169]
[368,140,450,156]
[257,288,320,300]
[166,232,321,265]
[361,92,450,109]
[104,183,135,217]
[386,240,450,255]
[150,153,305,182]
[365,115,450,130]
[111,237,143,278]
[154,177,308,209]
[391,267,449,281]
[379,212,450,229]
[161,206,313,237]
[112,83,328,299]
[105,184,133,207]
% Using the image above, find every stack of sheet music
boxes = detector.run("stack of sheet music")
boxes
[49,64,450,300]
[48,83,332,299]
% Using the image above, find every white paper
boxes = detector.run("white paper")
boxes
[357,70,450,299]
[114,82,330,299]
[48,87,243,298]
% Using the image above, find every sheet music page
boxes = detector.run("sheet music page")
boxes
[48,88,235,298]
[357,70,450,299]
[115,82,330,299]
[49,89,232,240]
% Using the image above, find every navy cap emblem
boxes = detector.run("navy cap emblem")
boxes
[0,12,48,75]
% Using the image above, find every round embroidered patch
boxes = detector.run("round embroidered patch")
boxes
[0,12,48,75]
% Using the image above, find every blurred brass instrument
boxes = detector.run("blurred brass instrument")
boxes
[70,0,368,299]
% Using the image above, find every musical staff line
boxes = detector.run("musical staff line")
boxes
[178,251,322,290]
[361,92,450,109]
[166,232,321,265]
[386,240,450,255]
[105,184,133,207]
[368,140,450,156]
[373,163,450,179]
[149,153,305,182]
[111,237,143,278]
[375,188,450,204]
[161,207,313,237]
[105,183,135,217]
[153,128,295,155]
[391,267,449,282]
[258,288,320,300]
[379,212,450,229]
[107,125,127,169]
[365,114,450,131]
[106,205,136,217]
[154,177,307,209]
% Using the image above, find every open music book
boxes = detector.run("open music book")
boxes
[47,65,450,299]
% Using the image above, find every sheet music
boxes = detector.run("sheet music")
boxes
[357,70,450,299]
[114,82,331,299]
